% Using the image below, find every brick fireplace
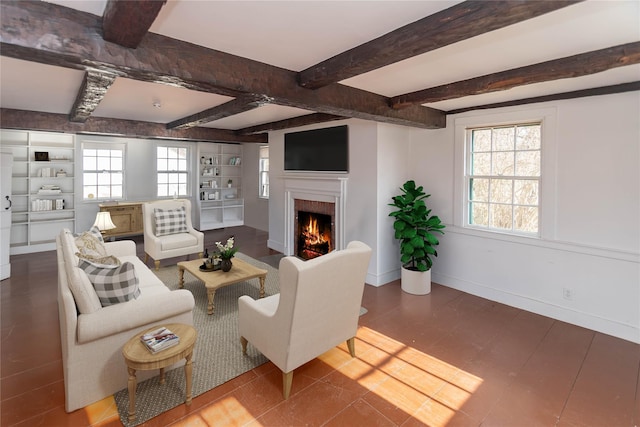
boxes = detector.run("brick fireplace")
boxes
[283,175,347,257]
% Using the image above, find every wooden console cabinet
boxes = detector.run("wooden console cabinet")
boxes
[99,202,143,238]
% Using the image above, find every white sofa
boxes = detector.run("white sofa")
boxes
[56,228,195,412]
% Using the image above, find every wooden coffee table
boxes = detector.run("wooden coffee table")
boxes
[122,323,197,423]
[177,258,267,315]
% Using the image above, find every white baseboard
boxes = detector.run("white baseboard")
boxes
[432,272,639,344]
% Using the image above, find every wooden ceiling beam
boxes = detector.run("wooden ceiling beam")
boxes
[167,95,271,130]
[236,113,346,135]
[102,0,166,48]
[0,108,267,143]
[298,0,581,89]
[68,71,117,123]
[445,81,640,115]
[391,42,640,108]
[0,1,445,129]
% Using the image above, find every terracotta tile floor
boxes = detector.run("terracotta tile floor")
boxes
[2,226,639,426]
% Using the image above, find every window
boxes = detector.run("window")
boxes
[259,146,269,199]
[82,144,124,200]
[157,146,189,198]
[466,123,541,235]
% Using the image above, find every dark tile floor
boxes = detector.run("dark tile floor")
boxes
[2,226,639,426]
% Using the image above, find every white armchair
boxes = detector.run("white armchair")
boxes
[142,199,204,270]
[238,241,372,399]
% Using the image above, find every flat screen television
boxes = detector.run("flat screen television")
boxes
[284,125,348,172]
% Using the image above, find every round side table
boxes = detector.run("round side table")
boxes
[122,323,197,423]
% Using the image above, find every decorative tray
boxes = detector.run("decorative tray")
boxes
[199,263,221,272]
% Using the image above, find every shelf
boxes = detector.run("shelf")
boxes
[1,129,77,254]
[197,142,244,231]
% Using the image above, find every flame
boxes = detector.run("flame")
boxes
[303,216,327,246]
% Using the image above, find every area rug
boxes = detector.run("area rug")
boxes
[113,252,279,426]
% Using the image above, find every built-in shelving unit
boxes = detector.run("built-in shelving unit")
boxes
[1,129,76,254]
[197,142,243,230]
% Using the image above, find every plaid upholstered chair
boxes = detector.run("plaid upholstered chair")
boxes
[142,199,204,270]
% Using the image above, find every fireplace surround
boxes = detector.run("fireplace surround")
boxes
[283,175,347,257]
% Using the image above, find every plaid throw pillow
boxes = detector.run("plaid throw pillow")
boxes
[78,259,140,306]
[154,206,188,236]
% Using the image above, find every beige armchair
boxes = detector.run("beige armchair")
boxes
[238,241,372,399]
[142,199,204,270]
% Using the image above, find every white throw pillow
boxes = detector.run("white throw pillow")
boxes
[75,228,107,258]
[154,206,188,236]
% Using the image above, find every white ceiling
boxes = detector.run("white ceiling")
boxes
[1,0,639,131]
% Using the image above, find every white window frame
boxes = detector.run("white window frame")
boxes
[82,142,125,201]
[465,122,542,236]
[258,145,269,199]
[156,144,190,198]
[454,108,558,241]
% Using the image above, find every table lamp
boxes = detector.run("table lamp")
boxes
[93,211,116,235]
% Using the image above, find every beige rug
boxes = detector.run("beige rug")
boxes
[114,252,279,426]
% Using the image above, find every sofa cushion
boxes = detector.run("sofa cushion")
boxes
[61,230,102,314]
[154,206,188,236]
[75,229,107,258]
[78,260,141,306]
[160,232,198,251]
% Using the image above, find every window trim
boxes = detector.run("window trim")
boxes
[258,145,269,199]
[454,107,558,241]
[156,144,190,198]
[81,141,126,202]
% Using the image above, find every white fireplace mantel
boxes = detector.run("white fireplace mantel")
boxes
[283,175,348,256]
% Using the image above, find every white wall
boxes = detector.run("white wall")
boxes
[74,135,200,231]
[410,92,640,343]
[267,119,394,284]
[242,143,269,231]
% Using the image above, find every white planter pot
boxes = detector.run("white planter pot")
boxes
[401,266,431,295]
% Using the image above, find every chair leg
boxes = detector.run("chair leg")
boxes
[240,336,248,355]
[198,252,203,259]
[154,260,160,271]
[347,337,356,357]
[144,253,149,263]
[282,371,293,400]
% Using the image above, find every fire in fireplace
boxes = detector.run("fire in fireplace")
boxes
[297,211,332,260]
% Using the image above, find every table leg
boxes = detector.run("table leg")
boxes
[185,350,194,405]
[127,367,137,422]
[207,289,216,315]
[259,275,265,298]
[178,266,185,289]
[159,367,165,384]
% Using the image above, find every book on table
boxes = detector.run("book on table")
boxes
[140,327,180,353]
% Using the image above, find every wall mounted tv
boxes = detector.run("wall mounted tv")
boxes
[284,125,348,173]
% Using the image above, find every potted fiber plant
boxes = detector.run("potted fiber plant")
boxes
[389,180,445,294]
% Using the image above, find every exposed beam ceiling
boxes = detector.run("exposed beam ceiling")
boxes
[391,42,640,108]
[446,81,640,115]
[0,108,268,143]
[298,0,581,89]
[167,95,271,130]
[0,0,445,132]
[0,0,637,142]
[69,71,117,123]
[237,113,346,135]
[102,0,166,48]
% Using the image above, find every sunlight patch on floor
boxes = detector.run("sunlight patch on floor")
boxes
[324,326,484,426]
[85,395,120,426]
[175,395,259,427]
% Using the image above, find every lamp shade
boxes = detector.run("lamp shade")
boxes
[93,211,116,232]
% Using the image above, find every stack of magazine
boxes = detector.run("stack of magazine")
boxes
[140,327,180,353]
